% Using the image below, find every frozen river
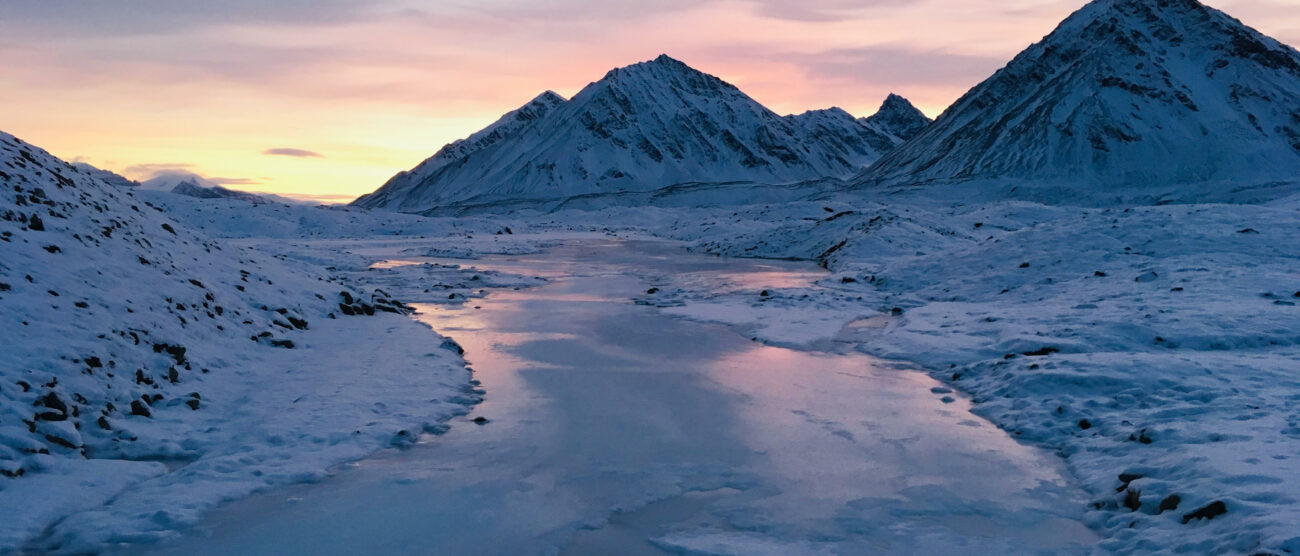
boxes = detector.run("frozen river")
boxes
[151,240,1097,555]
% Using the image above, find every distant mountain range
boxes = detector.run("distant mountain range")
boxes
[356,0,1300,212]
[352,55,929,212]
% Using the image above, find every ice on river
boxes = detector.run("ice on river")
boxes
[150,241,1097,555]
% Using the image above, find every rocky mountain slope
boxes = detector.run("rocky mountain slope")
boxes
[864,0,1300,189]
[0,132,472,550]
[353,55,926,213]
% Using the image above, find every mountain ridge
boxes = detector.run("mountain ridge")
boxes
[860,0,1300,188]
[353,55,925,212]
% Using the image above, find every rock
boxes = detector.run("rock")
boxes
[44,434,78,450]
[1124,488,1142,512]
[760,290,771,297]
[338,303,356,316]
[1182,500,1227,523]
[129,400,152,417]
[472,416,490,425]
[646,287,660,294]
[841,277,858,283]
[1019,262,1030,268]
[441,338,465,355]
[1023,347,1060,357]
[1159,494,1182,514]
[890,307,904,316]
[28,214,44,231]
[1078,419,1092,430]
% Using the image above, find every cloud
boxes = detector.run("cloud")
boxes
[263,148,324,158]
[120,163,196,180]
[744,0,910,22]
[795,45,1008,87]
[121,166,259,187]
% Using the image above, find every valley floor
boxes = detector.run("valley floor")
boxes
[9,184,1297,554]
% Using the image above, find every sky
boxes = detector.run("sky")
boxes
[2,0,1298,202]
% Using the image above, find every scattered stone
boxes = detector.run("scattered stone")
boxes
[472,416,490,425]
[1019,262,1030,268]
[646,287,660,295]
[1159,494,1182,514]
[1078,419,1092,430]
[1023,347,1060,357]
[760,290,771,297]
[129,400,152,417]
[1135,270,1160,283]
[1182,501,1227,523]
[1094,271,1108,277]
[161,223,176,235]
[28,214,44,231]
[1124,488,1142,512]
[890,307,904,316]
[185,399,200,410]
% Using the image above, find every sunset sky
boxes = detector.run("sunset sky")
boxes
[2,0,1298,202]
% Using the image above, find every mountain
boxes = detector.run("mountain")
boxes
[170,179,265,202]
[138,171,220,192]
[860,93,931,142]
[863,0,1300,188]
[71,163,138,188]
[0,131,437,547]
[137,171,265,202]
[353,55,920,212]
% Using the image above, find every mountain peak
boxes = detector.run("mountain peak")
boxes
[862,94,932,141]
[355,56,908,212]
[862,0,1300,187]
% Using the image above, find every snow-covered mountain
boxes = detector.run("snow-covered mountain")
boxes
[71,163,137,188]
[137,171,220,192]
[864,0,1300,188]
[136,171,266,202]
[169,179,265,202]
[353,55,922,213]
[860,93,931,142]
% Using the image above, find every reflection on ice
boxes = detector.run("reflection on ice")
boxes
[153,240,1097,556]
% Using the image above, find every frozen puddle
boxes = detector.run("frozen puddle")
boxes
[150,240,1097,555]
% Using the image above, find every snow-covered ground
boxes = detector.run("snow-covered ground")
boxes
[578,190,1300,555]
[0,134,477,552]
[148,185,1300,554]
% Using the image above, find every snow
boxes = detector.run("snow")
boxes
[614,189,1300,554]
[0,132,474,552]
[145,240,1097,556]
[353,55,926,214]
[5,0,1300,552]
[864,0,1300,189]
